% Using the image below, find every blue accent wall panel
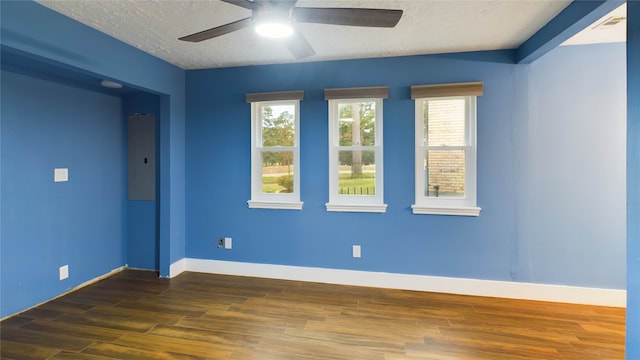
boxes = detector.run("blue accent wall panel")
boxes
[523,43,627,289]
[185,47,626,288]
[627,1,640,357]
[0,70,126,318]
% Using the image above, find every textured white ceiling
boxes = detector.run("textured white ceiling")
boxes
[36,0,582,70]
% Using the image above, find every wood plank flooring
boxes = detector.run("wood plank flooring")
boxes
[0,270,626,360]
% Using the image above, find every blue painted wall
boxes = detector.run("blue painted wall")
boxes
[0,1,185,317]
[185,45,626,288]
[1,70,126,317]
[186,52,520,280]
[626,1,639,357]
[0,1,186,279]
[519,43,627,289]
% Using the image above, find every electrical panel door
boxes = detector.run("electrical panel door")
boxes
[128,114,156,200]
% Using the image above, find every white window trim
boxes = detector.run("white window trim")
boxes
[326,97,387,213]
[248,98,302,210]
[412,95,480,216]
[248,200,303,210]
[325,203,388,213]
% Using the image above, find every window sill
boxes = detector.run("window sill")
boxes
[411,204,481,216]
[248,200,303,210]
[326,203,388,213]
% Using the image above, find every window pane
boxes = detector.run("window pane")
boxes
[261,104,295,147]
[425,99,466,146]
[425,149,465,197]
[261,151,294,193]
[338,102,376,147]
[338,150,375,195]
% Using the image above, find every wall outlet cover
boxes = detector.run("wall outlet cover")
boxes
[224,237,232,250]
[59,265,69,280]
[54,168,69,182]
[353,245,361,258]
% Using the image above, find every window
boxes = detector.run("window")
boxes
[247,91,303,210]
[411,82,482,216]
[325,87,388,213]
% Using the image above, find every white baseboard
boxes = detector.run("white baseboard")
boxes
[170,258,626,308]
[169,257,187,278]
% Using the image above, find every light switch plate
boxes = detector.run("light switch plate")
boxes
[54,168,69,182]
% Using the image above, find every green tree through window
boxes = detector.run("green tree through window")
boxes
[338,102,375,177]
[262,105,295,169]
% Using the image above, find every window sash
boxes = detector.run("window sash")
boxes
[333,147,381,199]
[423,97,469,147]
[422,148,468,198]
[327,97,386,212]
[249,99,302,209]
[413,95,479,215]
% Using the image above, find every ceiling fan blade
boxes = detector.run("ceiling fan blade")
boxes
[220,0,261,10]
[284,29,315,59]
[293,7,403,27]
[179,17,253,42]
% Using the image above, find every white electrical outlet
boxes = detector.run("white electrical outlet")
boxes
[54,168,68,182]
[224,237,232,249]
[352,245,361,258]
[59,265,69,280]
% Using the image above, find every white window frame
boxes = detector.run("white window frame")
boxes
[247,92,303,210]
[326,90,387,213]
[411,83,481,216]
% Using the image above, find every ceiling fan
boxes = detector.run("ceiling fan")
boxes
[179,0,403,59]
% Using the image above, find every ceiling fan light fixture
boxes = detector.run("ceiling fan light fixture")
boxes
[255,21,293,38]
[254,12,293,38]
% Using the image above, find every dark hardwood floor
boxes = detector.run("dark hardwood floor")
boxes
[0,270,625,360]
